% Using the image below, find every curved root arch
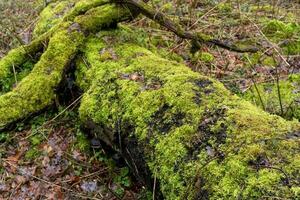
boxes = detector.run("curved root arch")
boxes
[0,0,131,127]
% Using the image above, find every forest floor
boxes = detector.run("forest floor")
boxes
[0,0,299,199]
[0,109,147,199]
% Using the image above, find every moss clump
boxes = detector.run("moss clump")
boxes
[75,130,90,151]
[77,26,300,199]
[217,2,232,13]
[25,147,41,161]
[193,51,214,63]
[196,32,213,42]
[263,20,295,36]
[0,34,50,94]
[0,60,35,95]
[0,48,28,81]
[0,2,135,129]
[261,56,276,66]
[63,0,109,20]
[244,74,300,120]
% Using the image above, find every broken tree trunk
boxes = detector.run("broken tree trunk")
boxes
[0,0,299,199]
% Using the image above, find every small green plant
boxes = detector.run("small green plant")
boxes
[114,186,125,197]
[74,165,84,176]
[75,131,90,151]
[193,51,214,63]
[30,134,43,146]
[114,167,131,188]
[0,132,9,142]
[25,147,40,160]
[138,188,152,200]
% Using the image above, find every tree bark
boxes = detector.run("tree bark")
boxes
[0,0,299,199]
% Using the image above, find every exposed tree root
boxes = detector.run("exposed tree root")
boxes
[0,24,84,127]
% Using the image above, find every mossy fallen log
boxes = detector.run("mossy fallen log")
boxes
[0,0,299,199]
[77,28,300,199]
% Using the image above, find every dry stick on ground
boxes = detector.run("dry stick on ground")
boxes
[117,0,259,53]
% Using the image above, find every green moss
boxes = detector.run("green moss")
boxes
[263,20,289,35]
[193,51,214,63]
[0,34,50,94]
[196,32,213,42]
[74,57,90,91]
[0,60,35,95]
[33,0,75,37]
[161,2,173,12]
[30,134,43,146]
[217,2,232,13]
[77,27,300,199]
[250,5,274,13]
[0,2,299,199]
[0,47,27,81]
[33,0,112,38]
[200,99,299,198]
[0,24,84,128]
[261,56,276,66]
[63,0,109,20]
[74,4,131,32]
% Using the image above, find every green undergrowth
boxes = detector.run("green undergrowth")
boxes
[241,19,300,69]
[262,19,300,55]
[76,26,300,199]
[244,74,300,120]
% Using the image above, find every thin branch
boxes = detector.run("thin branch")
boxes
[116,0,259,53]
